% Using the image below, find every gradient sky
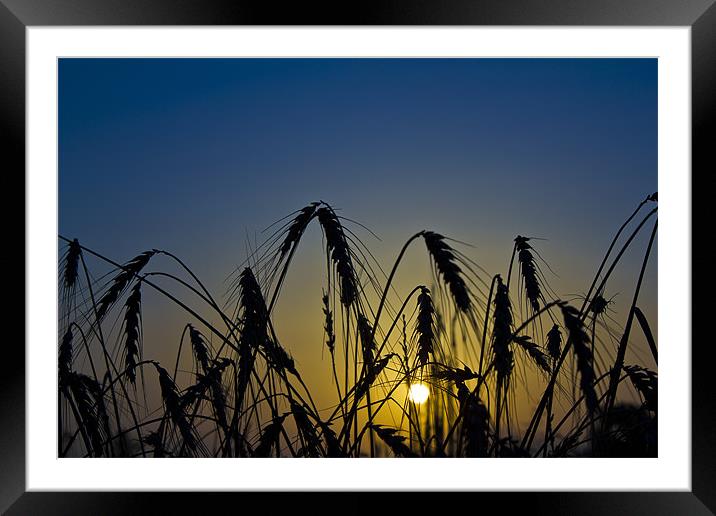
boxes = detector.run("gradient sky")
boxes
[59,58,657,428]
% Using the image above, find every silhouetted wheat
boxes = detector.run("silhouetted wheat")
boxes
[433,365,480,383]
[96,251,155,320]
[514,236,542,312]
[422,231,471,312]
[254,414,287,458]
[513,335,551,374]
[357,314,377,372]
[206,359,231,432]
[355,354,394,401]
[317,205,358,308]
[235,267,266,409]
[318,421,344,458]
[122,282,142,385]
[561,303,598,414]
[291,401,322,457]
[153,362,197,451]
[181,358,231,408]
[188,324,210,373]
[456,381,489,457]
[66,372,109,457]
[546,324,562,362]
[59,328,73,387]
[57,194,656,458]
[322,292,336,354]
[370,424,416,457]
[624,365,657,412]
[142,431,167,458]
[415,287,435,367]
[492,276,514,385]
[263,338,298,377]
[590,293,609,316]
[63,238,81,291]
[279,202,320,260]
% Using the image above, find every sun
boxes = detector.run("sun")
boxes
[408,382,430,404]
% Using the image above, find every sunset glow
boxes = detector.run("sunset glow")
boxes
[408,383,430,404]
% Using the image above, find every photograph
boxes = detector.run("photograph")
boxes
[57,57,658,459]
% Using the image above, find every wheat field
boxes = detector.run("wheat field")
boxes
[57,194,658,458]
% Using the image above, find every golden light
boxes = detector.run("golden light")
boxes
[408,382,430,404]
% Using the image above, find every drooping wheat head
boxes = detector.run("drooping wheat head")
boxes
[560,303,598,414]
[96,251,156,320]
[422,231,471,312]
[514,236,542,313]
[66,372,109,457]
[188,324,211,373]
[624,365,657,413]
[370,424,416,457]
[546,324,562,362]
[290,400,322,457]
[317,205,358,308]
[433,364,480,383]
[181,358,231,433]
[513,335,551,374]
[153,361,197,451]
[355,353,395,401]
[122,282,142,385]
[206,359,231,432]
[263,338,298,377]
[317,420,344,457]
[278,202,320,260]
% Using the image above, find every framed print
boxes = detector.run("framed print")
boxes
[3,0,714,513]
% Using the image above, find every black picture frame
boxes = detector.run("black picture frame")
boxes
[3,1,713,513]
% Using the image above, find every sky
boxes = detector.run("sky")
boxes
[58,58,658,434]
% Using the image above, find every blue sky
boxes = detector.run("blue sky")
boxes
[59,58,656,255]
